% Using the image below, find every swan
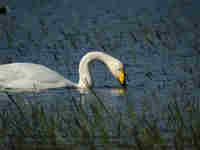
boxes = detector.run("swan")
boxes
[0,51,126,91]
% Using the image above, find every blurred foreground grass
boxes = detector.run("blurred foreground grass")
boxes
[0,88,199,150]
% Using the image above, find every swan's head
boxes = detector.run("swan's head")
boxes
[78,51,126,88]
[106,58,126,87]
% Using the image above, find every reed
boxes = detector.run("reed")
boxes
[0,86,199,150]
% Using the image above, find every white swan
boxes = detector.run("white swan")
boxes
[0,51,126,91]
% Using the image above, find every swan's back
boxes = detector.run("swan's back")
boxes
[0,63,74,90]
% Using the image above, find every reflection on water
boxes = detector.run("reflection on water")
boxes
[0,87,127,110]
[0,86,159,104]
[0,85,167,118]
[0,86,126,94]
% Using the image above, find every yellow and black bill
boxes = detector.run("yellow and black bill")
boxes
[116,69,126,87]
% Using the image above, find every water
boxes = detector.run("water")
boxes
[0,0,199,130]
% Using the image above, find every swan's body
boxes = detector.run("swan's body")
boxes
[0,51,125,91]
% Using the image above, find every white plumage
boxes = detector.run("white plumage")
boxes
[0,51,125,91]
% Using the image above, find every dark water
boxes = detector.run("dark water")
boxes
[0,0,199,116]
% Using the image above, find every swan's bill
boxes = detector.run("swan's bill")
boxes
[116,69,126,87]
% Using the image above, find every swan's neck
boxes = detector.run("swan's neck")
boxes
[77,52,112,88]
